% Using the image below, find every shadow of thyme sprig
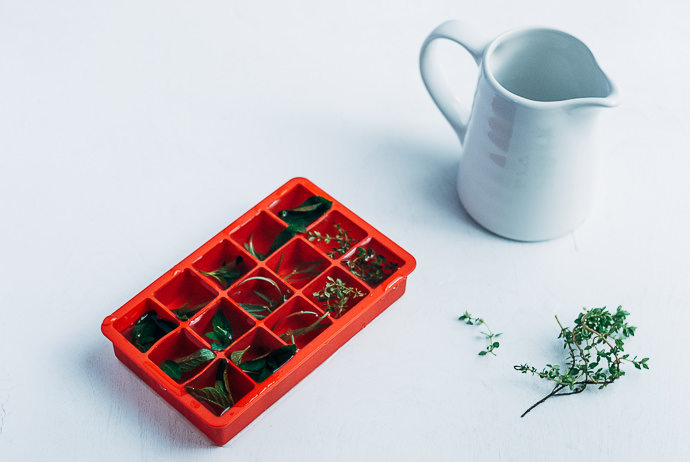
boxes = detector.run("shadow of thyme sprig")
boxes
[458,311,501,356]
[514,305,649,417]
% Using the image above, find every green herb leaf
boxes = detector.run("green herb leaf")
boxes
[344,247,399,286]
[185,360,234,413]
[278,312,329,344]
[238,303,271,319]
[161,360,182,380]
[278,196,332,227]
[230,346,251,366]
[161,348,215,381]
[267,224,307,256]
[244,234,266,260]
[205,312,233,351]
[177,349,216,373]
[237,344,297,382]
[234,275,289,319]
[308,222,357,258]
[172,301,208,321]
[312,276,365,318]
[199,256,243,289]
[280,260,324,283]
[186,382,233,411]
[130,311,176,352]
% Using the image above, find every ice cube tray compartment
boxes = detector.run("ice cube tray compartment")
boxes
[102,177,416,445]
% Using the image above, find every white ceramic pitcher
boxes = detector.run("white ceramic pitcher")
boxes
[420,21,620,241]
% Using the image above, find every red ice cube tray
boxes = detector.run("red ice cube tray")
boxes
[101,177,416,445]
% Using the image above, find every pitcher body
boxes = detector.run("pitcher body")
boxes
[420,23,620,241]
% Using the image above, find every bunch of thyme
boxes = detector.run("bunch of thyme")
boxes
[514,305,649,417]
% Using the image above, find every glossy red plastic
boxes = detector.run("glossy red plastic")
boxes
[101,177,416,445]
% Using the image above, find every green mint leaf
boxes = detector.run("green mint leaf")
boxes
[186,384,233,412]
[238,344,296,382]
[277,196,332,227]
[161,360,182,380]
[130,311,176,352]
[267,225,307,256]
[172,302,208,321]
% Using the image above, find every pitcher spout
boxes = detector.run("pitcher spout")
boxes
[568,67,621,109]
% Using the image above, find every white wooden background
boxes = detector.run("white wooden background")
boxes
[1,1,688,461]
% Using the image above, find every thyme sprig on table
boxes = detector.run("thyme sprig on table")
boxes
[458,311,501,356]
[514,306,649,417]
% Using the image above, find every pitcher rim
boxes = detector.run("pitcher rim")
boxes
[481,27,621,108]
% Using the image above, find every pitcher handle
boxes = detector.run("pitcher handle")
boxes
[419,21,491,144]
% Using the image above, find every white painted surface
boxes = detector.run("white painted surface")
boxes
[1,1,688,461]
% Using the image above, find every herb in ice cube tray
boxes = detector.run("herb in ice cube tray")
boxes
[205,311,234,351]
[199,256,243,289]
[186,359,235,414]
[514,306,649,417]
[344,247,398,286]
[161,348,215,381]
[130,310,176,352]
[172,301,209,321]
[275,255,323,284]
[274,311,330,344]
[308,222,357,258]
[458,311,501,356]
[312,276,366,318]
[278,196,332,227]
[244,224,307,261]
[233,276,289,320]
[230,344,297,383]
